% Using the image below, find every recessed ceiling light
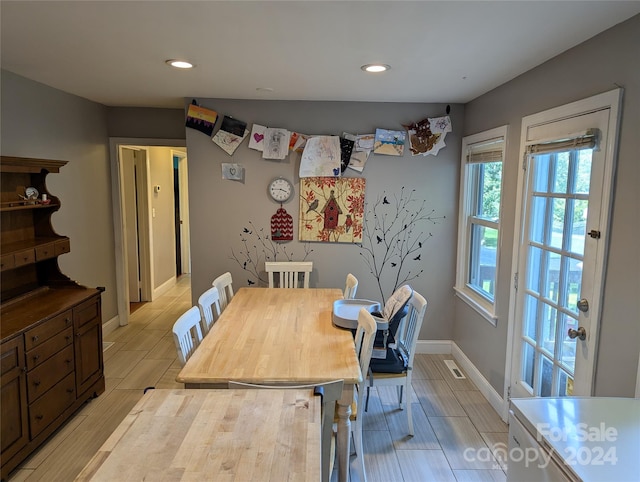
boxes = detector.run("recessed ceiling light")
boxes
[361,64,391,73]
[166,59,195,69]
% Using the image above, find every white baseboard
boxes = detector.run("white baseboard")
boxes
[153,276,177,300]
[451,342,507,421]
[415,339,452,354]
[102,314,120,336]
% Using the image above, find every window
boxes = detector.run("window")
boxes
[455,126,507,324]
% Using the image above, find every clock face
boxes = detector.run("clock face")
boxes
[269,178,293,203]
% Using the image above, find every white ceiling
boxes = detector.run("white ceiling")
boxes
[2,1,639,109]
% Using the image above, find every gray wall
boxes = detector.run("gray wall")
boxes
[458,14,640,397]
[0,70,118,321]
[186,99,461,341]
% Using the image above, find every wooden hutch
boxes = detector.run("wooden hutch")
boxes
[0,156,105,479]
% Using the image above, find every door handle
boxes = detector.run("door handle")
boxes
[568,327,587,340]
[577,298,589,313]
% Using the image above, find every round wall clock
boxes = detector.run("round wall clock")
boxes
[268,177,294,203]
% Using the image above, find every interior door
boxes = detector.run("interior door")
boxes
[510,91,620,399]
[122,148,141,303]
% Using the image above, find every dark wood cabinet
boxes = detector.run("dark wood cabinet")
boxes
[0,156,105,480]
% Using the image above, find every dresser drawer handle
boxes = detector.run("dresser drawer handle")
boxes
[66,388,74,394]
[65,359,72,364]
[32,335,39,342]
[33,354,41,362]
[65,317,71,324]
[33,380,41,386]
[35,414,44,420]
[65,335,72,342]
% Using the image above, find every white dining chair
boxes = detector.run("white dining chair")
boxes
[197,286,222,335]
[228,379,343,482]
[344,273,358,299]
[365,290,427,436]
[265,261,313,288]
[212,271,234,311]
[340,307,376,482]
[171,306,204,367]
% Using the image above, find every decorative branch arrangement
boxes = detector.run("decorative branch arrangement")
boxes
[230,221,313,286]
[358,187,445,302]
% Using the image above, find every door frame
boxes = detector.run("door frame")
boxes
[504,89,622,409]
[172,150,191,275]
[109,138,186,326]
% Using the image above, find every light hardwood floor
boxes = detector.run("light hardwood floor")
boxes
[8,276,509,482]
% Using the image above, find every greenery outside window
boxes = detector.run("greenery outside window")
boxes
[455,126,507,324]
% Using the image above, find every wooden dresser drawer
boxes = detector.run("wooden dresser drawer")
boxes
[27,344,74,403]
[24,310,73,351]
[54,238,70,256]
[0,254,15,272]
[35,242,57,261]
[13,249,35,268]
[73,296,100,329]
[29,372,76,439]
[26,326,73,371]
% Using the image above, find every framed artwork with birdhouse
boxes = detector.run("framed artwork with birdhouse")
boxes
[299,177,365,243]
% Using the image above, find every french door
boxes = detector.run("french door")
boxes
[509,90,621,399]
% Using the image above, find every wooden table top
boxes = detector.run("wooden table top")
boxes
[75,388,321,482]
[176,288,361,386]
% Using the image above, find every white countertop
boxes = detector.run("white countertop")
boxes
[510,397,640,482]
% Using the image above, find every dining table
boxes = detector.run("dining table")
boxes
[75,388,321,481]
[176,287,362,482]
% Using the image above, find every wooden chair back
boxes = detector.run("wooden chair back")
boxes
[212,271,234,311]
[171,306,204,366]
[265,261,313,288]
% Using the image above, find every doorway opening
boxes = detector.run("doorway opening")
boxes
[109,138,189,327]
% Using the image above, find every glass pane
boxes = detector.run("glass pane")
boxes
[480,161,502,220]
[469,223,497,299]
[526,246,543,295]
[540,304,557,357]
[560,313,578,373]
[544,251,560,304]
[532,154,551,193]
[558,370,573,397]
[574,151,592,195]
[523,294,538,341]
[540,355,553,397]
[523,342,535,389]
[569,199,588,255]
[530,196,547,244]
[550,198,566,249]
[566,259,582,315]
[553,152,569,193]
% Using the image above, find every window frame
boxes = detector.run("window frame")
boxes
[455,125,507,325]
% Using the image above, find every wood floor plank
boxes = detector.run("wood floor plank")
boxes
[145,333,179,359]
[118,328,165,351]
[412,378,466,417]
[452,469,507,481]
[396,449,457,482]
[362,430,404,482]
[116,357,174,390]
[480,432,509,471]
[361,387,390,431]
[455,390,508,433]
[429,416,501,470]
[384,402,441,450]
[435,355,478,391]
[102,349,147,379]
[412,354,445,380]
